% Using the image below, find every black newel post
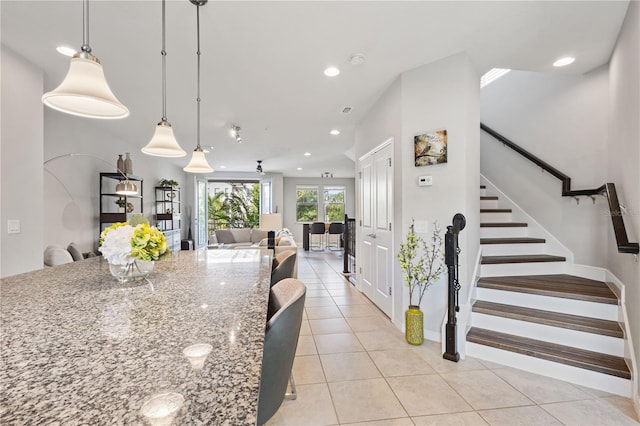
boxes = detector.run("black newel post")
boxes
[443,213,466,362]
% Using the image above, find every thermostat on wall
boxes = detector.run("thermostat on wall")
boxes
[418,175,433,186]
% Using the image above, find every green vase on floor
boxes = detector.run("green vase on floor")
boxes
[405,305,424,345]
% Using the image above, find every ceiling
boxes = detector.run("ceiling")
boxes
[1,1,629,178]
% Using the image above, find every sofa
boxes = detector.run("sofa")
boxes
[210,228,298,278]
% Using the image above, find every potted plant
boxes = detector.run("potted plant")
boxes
[158,179,179,189]
[397,220,446,345]
[115,198,127,213]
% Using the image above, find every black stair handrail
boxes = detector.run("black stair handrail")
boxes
[481,123,639,254]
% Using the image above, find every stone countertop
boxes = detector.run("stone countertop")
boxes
[0,249,272,425]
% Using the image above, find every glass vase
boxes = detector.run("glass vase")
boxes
[109,260,154,283]
[405,305,424,345]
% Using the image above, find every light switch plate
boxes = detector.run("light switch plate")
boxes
[7,219,21,234]
[414,220,429,234]
[418,175,433,186]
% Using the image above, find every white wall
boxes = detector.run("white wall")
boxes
[1,46,44,277]
[355,53,480,336]
[481,68,610,267]
[43,110,189,255]
[400,53,480,337]
[282,177,355,242]
[608,0,640,405]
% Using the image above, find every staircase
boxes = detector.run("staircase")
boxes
[466,183,632,397]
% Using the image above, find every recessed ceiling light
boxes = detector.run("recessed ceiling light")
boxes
[330,129,340,136]
[323,66,340,77]
[56,46,77,57]
[304,152,311,156]
[297,167,302,171]
[553,57,575,67]
[220,165,227,169]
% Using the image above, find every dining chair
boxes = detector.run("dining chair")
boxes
[309,222,326,250]
[258,278,306,425]
[326,222,344,250]
[270,251,297,287]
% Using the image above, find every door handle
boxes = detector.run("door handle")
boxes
[368,233,377,238]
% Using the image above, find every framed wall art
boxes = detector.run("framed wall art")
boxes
[414,129,447,166]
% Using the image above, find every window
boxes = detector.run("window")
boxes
[324,186,345,222]
[296,186,318,222]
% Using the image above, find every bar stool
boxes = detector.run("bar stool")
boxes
[309,222,326,250]
[327,222,344,250]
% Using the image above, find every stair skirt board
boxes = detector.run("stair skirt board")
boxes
[466,342,632,397]
[475,288,619,321]
[480,262,568,277]
[471,313,625,356]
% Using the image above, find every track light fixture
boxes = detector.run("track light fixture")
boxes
[321,172,334,178]
[231,125,243,143]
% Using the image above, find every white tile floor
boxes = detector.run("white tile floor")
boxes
[267,249,640,426]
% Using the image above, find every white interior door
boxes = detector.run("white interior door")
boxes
[195,177,208,249]
[359,140,394,317]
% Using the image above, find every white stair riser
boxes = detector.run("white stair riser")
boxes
[480,227,529,238]
[481,243,549,256]
[480,188,487,196]
[480,199,499,209]
[481,261,567,277]
[480,212,513,222]
[475,287,619,321]
[465,342,632,397]
[471,313,625,356]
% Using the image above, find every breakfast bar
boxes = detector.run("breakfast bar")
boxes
[0,249,272,425]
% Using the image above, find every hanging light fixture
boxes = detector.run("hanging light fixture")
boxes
[42,0,129,119]
[231,125,243,143]
[184,0,214,174]
[256,160,265,175]
[141,0,186,157]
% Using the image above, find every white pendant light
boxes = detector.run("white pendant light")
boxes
[141,0,186,157]
[184,0,213,174]
[42,0,128,119]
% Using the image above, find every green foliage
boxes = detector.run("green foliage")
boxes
[296,188,318,222]
[397,220,446,307]
[208,184,260,228]
[158,179,179,188]
[325,203,345,221]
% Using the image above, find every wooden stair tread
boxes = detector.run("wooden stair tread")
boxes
[472,300,623,338]
[482,254,566,264]
[481,196,499,200]
[481,222,528,228]
[481,237,546,244]
[478,274,618,304]
[467,327,630,379]
[481,208,512,213]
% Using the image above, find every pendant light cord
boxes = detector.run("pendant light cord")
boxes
[161,0,167,121]
[196,3,202,149]
[81,0,91,53]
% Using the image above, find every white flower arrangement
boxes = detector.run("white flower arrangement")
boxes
[99,222,168,265]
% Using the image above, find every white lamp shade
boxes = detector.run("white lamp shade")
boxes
[260,213,282,231]
[141,121,186,157]
[183,148,213,173]
[42,55,129,119]
[115,180,138,195]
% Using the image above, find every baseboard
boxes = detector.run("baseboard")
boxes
[635,394,640,422]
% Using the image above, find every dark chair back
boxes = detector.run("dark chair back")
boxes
[258,279,306,425]
[270,251,297,287]
[328,222,344,234]
[310,222,325,234]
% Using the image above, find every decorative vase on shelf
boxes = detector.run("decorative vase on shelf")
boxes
[117,154,124,174]
[124,152,133,174]
[405,305,424,345]
[108,260,154,283]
